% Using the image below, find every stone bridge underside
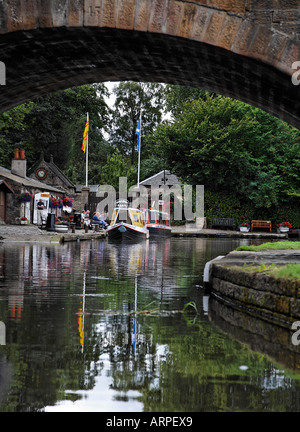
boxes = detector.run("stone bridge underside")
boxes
[0,0,299,127]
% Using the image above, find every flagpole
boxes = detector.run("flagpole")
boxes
[85,112,89,187]
[137,111,142,187]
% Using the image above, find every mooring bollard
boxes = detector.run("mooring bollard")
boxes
[84,224,89,233]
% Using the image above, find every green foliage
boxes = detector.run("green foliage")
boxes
[99,148,136,190]
[0,84,111,184]
[236,262,300,281]
[0,102,34,167]
[205,191,300,229]
[236,241,300,252]
[109,81,165,164]
[151,91,300,212]
[204,190,254,226]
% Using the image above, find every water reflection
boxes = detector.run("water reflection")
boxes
[0,238,299,411]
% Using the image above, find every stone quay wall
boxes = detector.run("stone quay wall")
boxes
[211,263,300,326]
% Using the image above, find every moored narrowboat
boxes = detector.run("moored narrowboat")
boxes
[107,200,149,241]
[144,209,171,237]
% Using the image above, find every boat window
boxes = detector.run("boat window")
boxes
[159,212,164,225]
[110,209,118,225]
[149,211,156,223]
[130,210,144,227]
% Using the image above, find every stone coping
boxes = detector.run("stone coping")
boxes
[210,249,300,326]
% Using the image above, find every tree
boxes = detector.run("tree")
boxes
[99,148,136,190]
[0,84,112,185]
[0,102,34,167]
[150,91,300,209]
[109,82,165,164]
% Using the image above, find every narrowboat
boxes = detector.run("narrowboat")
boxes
[107,200,149,241]
[144,209,172,237]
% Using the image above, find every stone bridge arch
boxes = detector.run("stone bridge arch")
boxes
[0,0,299,127]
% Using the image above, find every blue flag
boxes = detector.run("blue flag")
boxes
[136,118,141,150]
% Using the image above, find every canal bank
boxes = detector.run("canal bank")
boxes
[0,224,106,243]
[171,225,288,239]
[0,224,288,243]
[209,248,300,328]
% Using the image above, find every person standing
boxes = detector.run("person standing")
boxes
[37,198,46,227]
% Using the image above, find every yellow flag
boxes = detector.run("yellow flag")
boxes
[82,118,89,153]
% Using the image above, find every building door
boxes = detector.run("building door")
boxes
[0,190,6,222]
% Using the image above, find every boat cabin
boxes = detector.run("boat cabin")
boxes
[110,200,144,228]
[144,209,170,227]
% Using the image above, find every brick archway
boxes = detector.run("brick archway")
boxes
[0,0,299,127]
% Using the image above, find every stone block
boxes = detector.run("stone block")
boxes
[51,0,68,27]
[190,6,212,42]
[101,0,117,28]
[250,27,273,58]
[177,3,197,38]
[36,0,52,28]
[7,0,23,32]
[290,298,300,319]
[279,42,300,75]
[217,15,242,50]
[134,0,151,31]
[165,0,184,36]
[231,19,257,55]
[68,0,84,27]
[268,33,289,65]
[275,295,290,316]
[117,0,135,30]
[21,0,38,30]
[203,10,227,45]
[208,0,245,15]
[148,0,168,33]
[83,0,102,26]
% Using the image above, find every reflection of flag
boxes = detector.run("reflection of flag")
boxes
[132,319,136,353]
[78,309,84,347]
[82,117,89,153]
[136,118,141,150]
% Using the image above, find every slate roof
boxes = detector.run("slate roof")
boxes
[0,165,62,193]
[28,154,76,190]
[139,170,180,187]
[75,185,99,193]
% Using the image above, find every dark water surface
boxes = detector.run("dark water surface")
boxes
[0,237,300,412]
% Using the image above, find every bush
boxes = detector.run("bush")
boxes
[204,191,300,229]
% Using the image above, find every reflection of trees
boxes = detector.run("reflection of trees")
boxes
[1,237,299,412]
[0,242,103,411]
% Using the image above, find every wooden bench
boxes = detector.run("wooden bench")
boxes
[210,217,236,230]
[251,220,272,232]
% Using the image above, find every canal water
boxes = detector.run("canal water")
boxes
[0,237,300,412]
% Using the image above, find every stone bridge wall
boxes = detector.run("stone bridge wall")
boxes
[0,0,299,126]
[211,262,300,325]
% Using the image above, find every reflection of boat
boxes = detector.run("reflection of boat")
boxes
[107,200,149,242]
[144,209,171,237]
